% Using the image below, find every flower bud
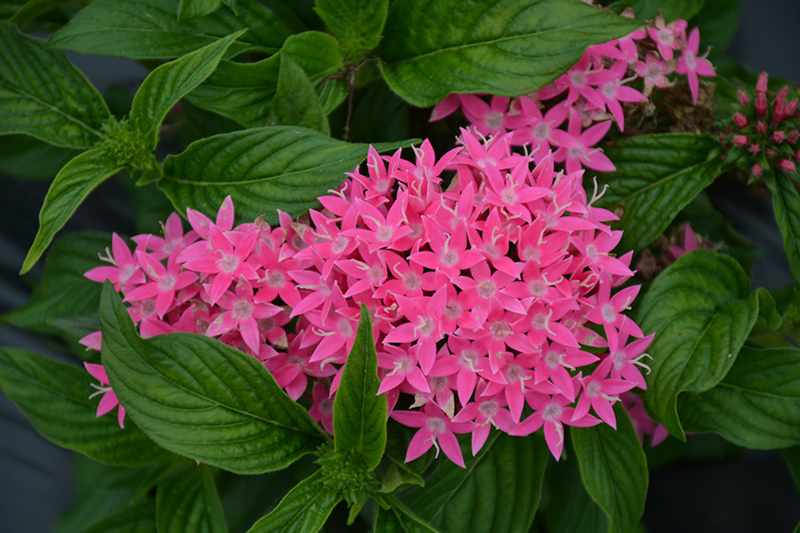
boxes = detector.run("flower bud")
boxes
[749,143,761,154]
[767,147,776,157]
[778,159,796,172]
[772,131,785,143]
[756,93,768,117]
[738,90,751,108]
[733,135,749,147]
[756,72,769,94]
[757,121,768,134]
[790,131,799,144]
[733,112,748,128]
[752,163,764,176]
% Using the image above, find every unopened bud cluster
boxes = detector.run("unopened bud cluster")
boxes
[721,72,800,178]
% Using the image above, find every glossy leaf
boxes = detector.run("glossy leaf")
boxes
[379,0,642,107]
[131,30,244,149]
[246,470,341,533]
[606,0,704,20]
[765,171,800,287]
[187,56,281,128]
[3,232,106,336]
[403,431,548,533]
[268,53,330,134]
[21,148,122,274]
[375,499,439,533]
[47,0,290,59]
[157,465,227,533]
[315,0,388,58]
[0,22,109,148]
[0,347,172,466]
[333,305,387,469]
[84,501,157,533]
[542,457,608,533]
[571,404,648,533]
[283,31,347,114]
[10,0,80,24]
[636,250,761,439]
[690,0,742,51]
[179,0,223,19]
[99,284,325,474]
[159,126,416,224]
[679,346,800,449]
[595,134,724,252]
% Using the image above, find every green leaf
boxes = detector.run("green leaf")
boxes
[21,148,122,274]
[131,30,244,149]
[542,457,608,533]
[678,345,800,449]
[157,465,228,533]
[765,171,800,287]
[315,0,388,59]
[0,347,173,466]
[348,83,409,143]
[246,470,341,533]
[3,231,106,337]
[571,404,648,533]
[99,284,325,474]
[10,0,79,24]
[0,134,79,181]
[0,22,109,148]
[379,0,642,107]
[403,431,548,533]
[187,56,281,128]
[283,31,345,83]
[47,0,291,59]
[333,305,387,469]
[595,134,724,252]
[606,0,704,20]
[268,53,330,134]
[636,249,762,439]
[179,0,223,19]
[84,500,158,533]
[380,462,425,494]
[375,498,439,533]
[159,126,417,224]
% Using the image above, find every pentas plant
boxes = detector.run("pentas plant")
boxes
[80,129,653,466]
[4,1,800,533]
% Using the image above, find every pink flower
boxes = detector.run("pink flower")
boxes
[392,403,474,467]
[84,363,126,428]
[676,27,715,105]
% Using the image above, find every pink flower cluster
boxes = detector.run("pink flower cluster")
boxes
[721,72,800,177]
[431,13,715,174]
[81,129,653,467]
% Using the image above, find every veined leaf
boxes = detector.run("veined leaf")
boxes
[571,404,648,533]
[0,134,79,181]
[636,250,762,439]
[542,457,608,533]
[99,284,326,475]
[606,0,704,20]
[765,171,800,287]
[268,53,330,134]
[157,465,227,533]
[283,31,344,83]
[246,470,341,533]
[179,0,223,20]
[10,0,81,24]
[379,0,642,107]
[679,345,800,449]
[334,305,387,470]
[0,22,109,149]
[159,126,417,224]
[187,56,281,128]
[315,0,388,59]
[84,500,157,533]
[595,134,724,252]
[21,148,123,274]
[375,499,439,533]
[0,347,172,466]
[131,30,244,149]
[3,232,106,337]
[47,0,291,59]
[403,431,548,533]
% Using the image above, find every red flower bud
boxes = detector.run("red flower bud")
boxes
[733,135,749,147]
[772,131,785,143]
[733,112,748,128]
[756,72,769,94]
[752,163,764,176]
[790,131,799,144]
[749,143,761,154]
[757,121,768,134]
[738,90,751,108]
[756,93,768,117]
[778,159,796,172]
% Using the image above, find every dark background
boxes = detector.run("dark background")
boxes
[1,1,799,531]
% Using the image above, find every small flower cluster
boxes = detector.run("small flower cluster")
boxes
[431,12,715,173]
[721,72,800,178]
[635,223,714,280]
[82,129,652,467]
